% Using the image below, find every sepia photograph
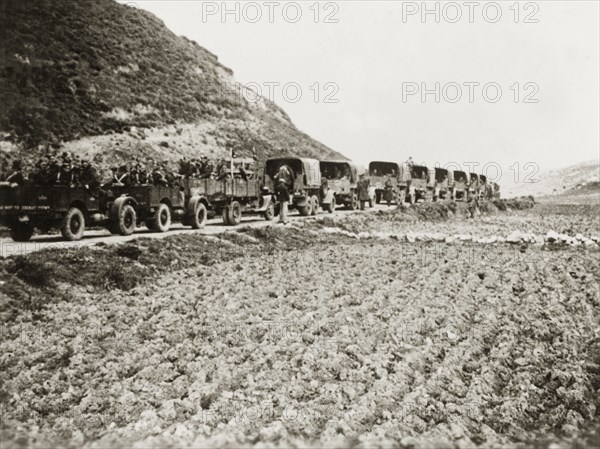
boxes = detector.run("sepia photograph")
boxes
[0,0,598,447]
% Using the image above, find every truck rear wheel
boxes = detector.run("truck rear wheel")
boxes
[375,191,381,204]
[115,204,137,235]
[150,203,171,232]
[10,223,34,242]
[299,198,312,216]
[324,196,336,213]
[310,195,319,216]
[190,202,208,229]
[263,202,274,221]
[350,193,359,210]
[228,201,242,225]
[61,207,85,241]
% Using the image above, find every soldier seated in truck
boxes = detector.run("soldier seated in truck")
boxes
[5,160,24,186]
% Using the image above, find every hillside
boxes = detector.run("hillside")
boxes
[0,0,344,168]
[504,159,599,198]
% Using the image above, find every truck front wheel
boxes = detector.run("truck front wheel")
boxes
[10,222,34,242]
[61,207,85,241]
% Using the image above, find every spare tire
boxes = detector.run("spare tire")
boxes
[61,207,85,241]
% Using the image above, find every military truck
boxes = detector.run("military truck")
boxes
[478,175,489,200]
[319,160,358,212]
[407,164,435,203]
[433,168,451,201]
[469,173,480,200]
[368,161,409,205]
[0,183,115,241]
[105,184,186,233]
[182,174,274,226]
[265,158,321,216]
[449,170,469,201]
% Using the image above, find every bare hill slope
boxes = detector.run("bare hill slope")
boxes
[0,0,344,166]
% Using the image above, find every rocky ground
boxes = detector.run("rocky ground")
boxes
[0,196,599,448]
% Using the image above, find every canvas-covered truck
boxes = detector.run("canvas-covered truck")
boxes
[478,175,489,200]
[182,175,274,226]
[368,161,410,205]
[449,170,469,201]
[0,183,115,241]
[433,168,451,201]
[265,158,322,216]
[319,160,358,212]
[469,173,480,200]
[407,164,435,203]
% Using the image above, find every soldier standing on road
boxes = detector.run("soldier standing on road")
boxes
[384,176,394,207]
[275,178,290,225]
[357,174,370,210]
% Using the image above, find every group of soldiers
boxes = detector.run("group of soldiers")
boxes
[0,152,258,189]
[177,156,255,181]
[0,153,100,189]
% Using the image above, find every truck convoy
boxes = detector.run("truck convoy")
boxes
[0,156,498,242]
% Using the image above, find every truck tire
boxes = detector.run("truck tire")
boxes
[114,204,137,236]
[375,191,381,204]
[150,203,171,232]
[299,198,312,216]
[324,196,336,213]
[190,202,208,229]
[61,207,85,241]
[228,201,242,226]
[350,193,359,210]
[263,202,274,221]
[310,195,319,216]
[222,207,230,225]
[10,223,34,242]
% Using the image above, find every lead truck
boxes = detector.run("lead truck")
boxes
[0,183,110,241]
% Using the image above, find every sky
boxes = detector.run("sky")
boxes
[122,0,599,184]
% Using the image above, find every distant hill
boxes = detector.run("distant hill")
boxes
[0,0,345,168]
[504,159,599,198]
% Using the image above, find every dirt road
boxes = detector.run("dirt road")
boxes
[0,205,388,257]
